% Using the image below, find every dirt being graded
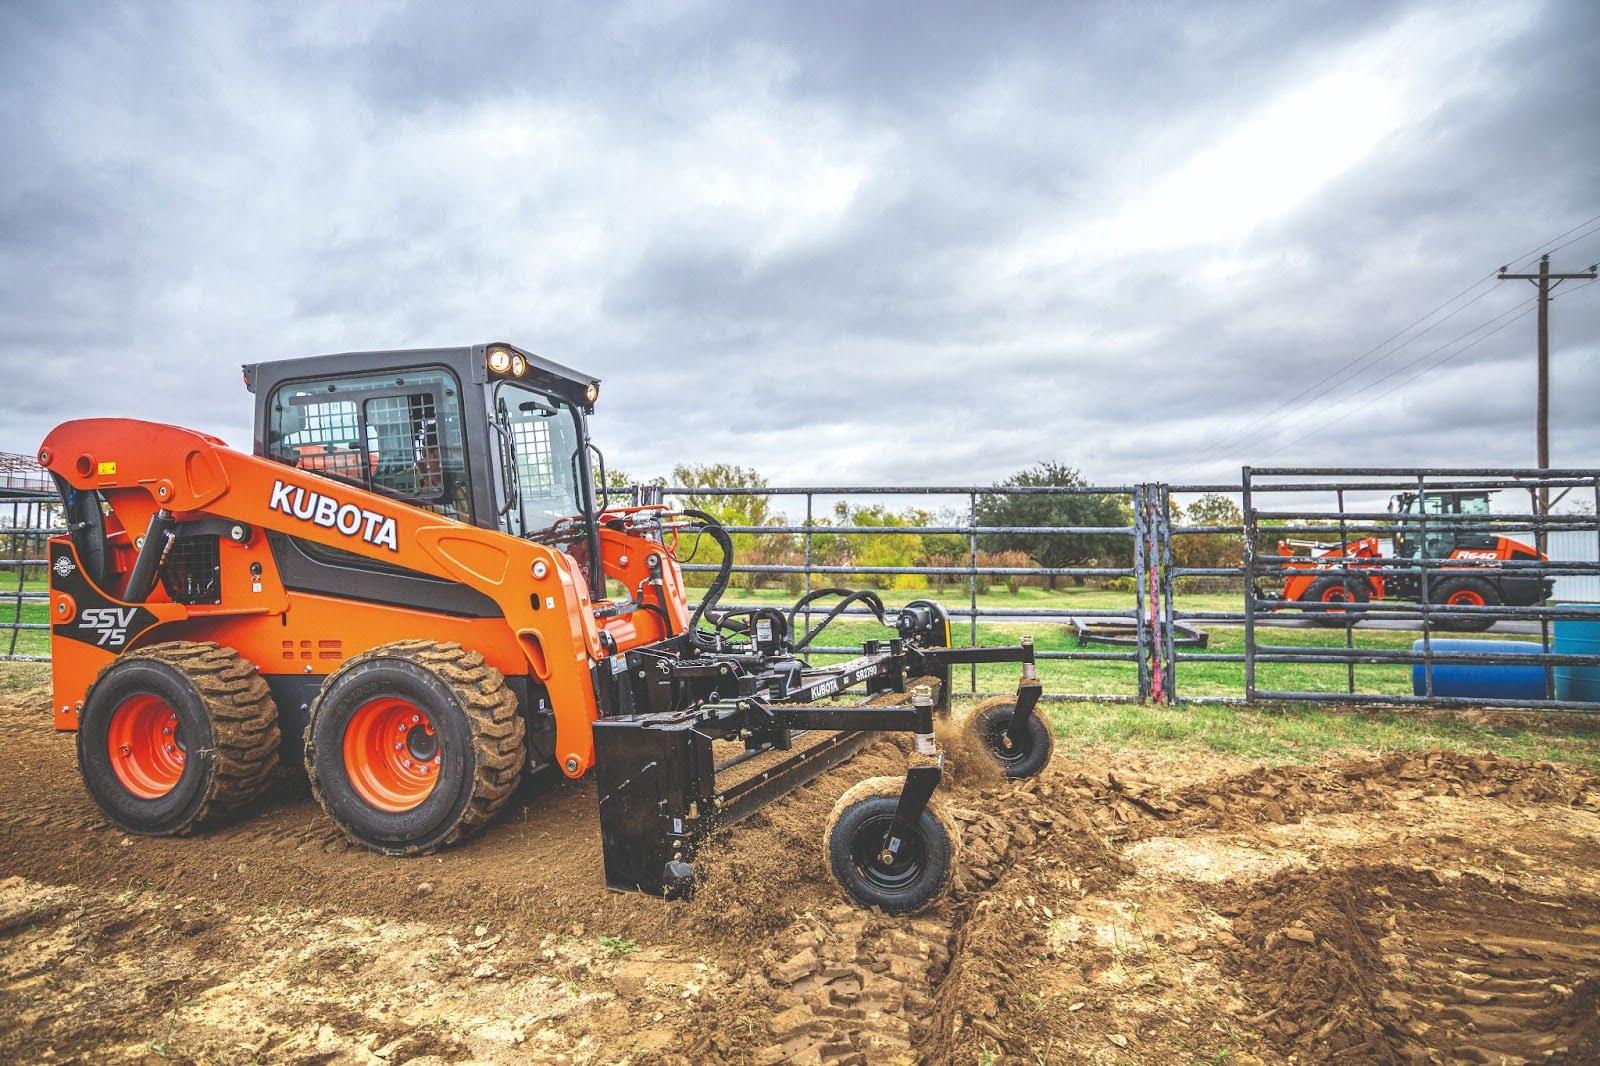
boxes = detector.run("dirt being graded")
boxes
[2,667,1598,1064]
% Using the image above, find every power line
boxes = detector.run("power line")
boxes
[1259,275,1597,462]
[1180,213,1600,475]
[1503,210,1600,269]
[1257,300,1539,461]
[1183,275,1498,467]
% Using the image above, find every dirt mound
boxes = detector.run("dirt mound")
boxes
[1215,864,1600,1063]
[1055,749,1600,843]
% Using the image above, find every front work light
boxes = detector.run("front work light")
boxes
[488,347,513,374]
[585,382,599,404]
[510,354,528,377]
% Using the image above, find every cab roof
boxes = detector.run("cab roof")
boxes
[242,342,600,408]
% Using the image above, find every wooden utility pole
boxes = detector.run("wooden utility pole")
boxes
[1498,253,1597,513]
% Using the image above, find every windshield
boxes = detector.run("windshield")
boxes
[494,379,587,536]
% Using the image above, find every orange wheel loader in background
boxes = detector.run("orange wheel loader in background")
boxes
[39,343,1051,914]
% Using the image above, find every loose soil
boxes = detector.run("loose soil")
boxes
[2,669,1598,1064]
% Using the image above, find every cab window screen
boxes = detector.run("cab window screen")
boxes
[267,367,471,522]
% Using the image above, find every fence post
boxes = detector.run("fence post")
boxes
[1241,467,1257,703]
[1156,483,1176,703]
[1417,473,1435,699]
[802,492,814,654]
[967,491,979,693]
[1132,484,1151,702]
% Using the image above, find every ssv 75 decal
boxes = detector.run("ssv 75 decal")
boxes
[268,480,399,552]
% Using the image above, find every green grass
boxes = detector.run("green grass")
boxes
[1031,699,1600,771]
[0,575,47,658]
[797,615,1530,700]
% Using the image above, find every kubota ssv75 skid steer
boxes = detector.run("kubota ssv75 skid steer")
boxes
[39,343,1050,913]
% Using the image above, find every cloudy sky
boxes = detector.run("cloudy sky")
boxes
[2,0,1597,490]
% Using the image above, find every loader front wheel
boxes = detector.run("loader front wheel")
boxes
[77,641,280,835]
[825,776,959,914]
[306,640,525,855]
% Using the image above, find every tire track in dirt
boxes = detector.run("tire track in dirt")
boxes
[1216,865,1600,1063]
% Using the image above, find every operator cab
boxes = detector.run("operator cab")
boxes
[244,342,609,596]
[1388,490,1495,560]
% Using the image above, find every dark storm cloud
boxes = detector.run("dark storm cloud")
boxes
[1,0,1597,494]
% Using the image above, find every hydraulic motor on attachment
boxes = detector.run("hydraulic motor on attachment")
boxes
[37,341,1051,914]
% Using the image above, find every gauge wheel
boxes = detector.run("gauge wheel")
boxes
[306,640,525,855]
[76,641,279,835]
[825,776,960,914]
[965,699,1053,778]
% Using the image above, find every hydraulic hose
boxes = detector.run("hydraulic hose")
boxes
[788,588,889,653]
[679,508,734,648]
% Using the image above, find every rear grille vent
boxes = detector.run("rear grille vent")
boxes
[160,535,221,604]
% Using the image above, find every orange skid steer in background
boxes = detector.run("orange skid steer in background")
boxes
[1274,490,1553,631]
[39,343,1051,913]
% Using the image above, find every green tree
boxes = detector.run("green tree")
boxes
[975,462,1130,587]
[828,503,930,590]
[1172,493,1244,586]
[670,464,793,589]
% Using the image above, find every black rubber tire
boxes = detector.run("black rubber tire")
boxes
[306,640,525,855]
[969,701,1054,778]
[77,641,280,835]
[1432,577,1500,633]
[825,776,959,915]
[1302,574,1370,627]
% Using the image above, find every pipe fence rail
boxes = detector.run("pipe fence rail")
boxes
[2,487,61,663]
[6,466,1600,713]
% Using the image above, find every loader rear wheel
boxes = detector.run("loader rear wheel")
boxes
[1303,575,1370,627]
[306,640,525,855]
[77,641,280,835]
[968,700,1053,779]
[825,776,960,915]
[1434,577,1499,632]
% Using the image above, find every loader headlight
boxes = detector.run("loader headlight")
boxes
[585,382,599,404]
[510,353,528,378]
[487,347,514,374]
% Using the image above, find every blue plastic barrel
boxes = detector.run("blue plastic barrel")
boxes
[1554,608,1600,702]
[1410,639,1545,700]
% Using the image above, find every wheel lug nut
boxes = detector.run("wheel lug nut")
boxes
[395,742,403,750]
[411,714,420,724]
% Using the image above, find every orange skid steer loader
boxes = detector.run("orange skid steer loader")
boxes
[39,343,1050,914]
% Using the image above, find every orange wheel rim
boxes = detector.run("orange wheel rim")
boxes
[107,694,186,799]
[1448,589,1485,606]
[1321,586,1350,603]
[343,697,441,812]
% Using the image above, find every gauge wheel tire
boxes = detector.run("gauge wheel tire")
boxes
[1432,577,1500,633]
[825,776,960,915]
[306,640,525,856]
[76,641,280,835]
[967,700,1054,778]
[1302,575,1370,627]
